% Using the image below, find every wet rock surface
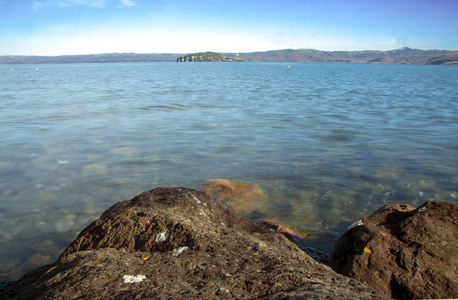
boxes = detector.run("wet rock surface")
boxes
[1,187,382,299]
[329,201,458,299]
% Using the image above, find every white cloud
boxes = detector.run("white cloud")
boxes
[119,0,136,7]
[34,0,107,9]
[33,0,137,9]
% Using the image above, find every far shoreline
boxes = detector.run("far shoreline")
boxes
[1,48,458,65]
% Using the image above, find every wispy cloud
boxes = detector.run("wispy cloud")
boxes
[34,0,107,9]
[119,0,136,7]
[33,0,135,9]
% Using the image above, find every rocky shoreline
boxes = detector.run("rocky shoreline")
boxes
[1,187,457,299]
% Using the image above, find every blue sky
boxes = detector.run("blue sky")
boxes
[1,0,457,55]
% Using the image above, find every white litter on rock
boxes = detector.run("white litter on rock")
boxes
[173,246,189,255]
[155,232,169,242]
[348,219,363,230]
[123,275,146,283]
[192,195,201,204]
[419,207,427,212]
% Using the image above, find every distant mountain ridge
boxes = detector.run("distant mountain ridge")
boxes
[1,48,457,65]
[228,48,458,65]
[0,53,182,64]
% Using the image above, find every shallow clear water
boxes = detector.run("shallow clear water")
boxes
[1,62,457,279]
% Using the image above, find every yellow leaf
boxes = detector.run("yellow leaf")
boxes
[141,256,150,261]
[364,247,372,253]
[40,265,58,277]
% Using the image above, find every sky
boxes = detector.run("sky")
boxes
[0,0,457,56]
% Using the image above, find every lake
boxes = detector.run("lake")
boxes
[1,62,457,280]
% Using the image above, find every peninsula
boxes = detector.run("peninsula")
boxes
[176,51,244,62]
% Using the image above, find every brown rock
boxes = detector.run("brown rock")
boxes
[329,201,458,299]
[370,204,416,216]
[2,187,383,299]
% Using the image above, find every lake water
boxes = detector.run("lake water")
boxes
[1,62,457,280]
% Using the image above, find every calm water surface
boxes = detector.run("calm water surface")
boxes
[1,62,457,279]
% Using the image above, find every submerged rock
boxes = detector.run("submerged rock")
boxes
[1,187,382,299]
[262,220,330,264]
[329,201,458,299]
[262,220,303,244]
[201,178,267,214]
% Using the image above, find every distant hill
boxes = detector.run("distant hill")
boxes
[227,48,458,65]
[0,53,183,64]
[176,51,244,62]
[1,48,457,65]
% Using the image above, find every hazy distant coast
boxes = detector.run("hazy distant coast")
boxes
[1,48,457,65]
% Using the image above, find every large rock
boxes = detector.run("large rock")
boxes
[329,201,458,299]
[1,187,382,299]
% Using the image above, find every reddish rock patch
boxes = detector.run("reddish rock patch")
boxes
[329,201,458,299]
[262,220,330,265]
[201,178,267,213]
[262,220,303,244]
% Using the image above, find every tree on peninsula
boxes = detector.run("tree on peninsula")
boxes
[176,51,244,62]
